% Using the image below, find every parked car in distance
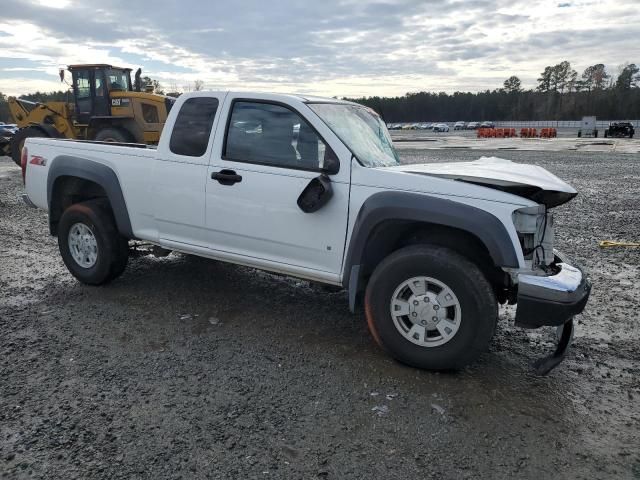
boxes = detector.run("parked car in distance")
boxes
[432,123,450,132]
[604,122,635,138]
[466,122,480,130]
[0,123,18,135]
[454,121,466,130]
[22,91,591,374]
[480,121,495,129]
[0,124,18,154]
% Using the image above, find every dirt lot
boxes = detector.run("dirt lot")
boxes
[389,130,640,154]
[1,148,639,479]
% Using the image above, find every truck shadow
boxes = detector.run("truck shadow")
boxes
[91,252,577,403]
[30,249,593,474]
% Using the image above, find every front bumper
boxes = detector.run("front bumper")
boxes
[515,253,591,329]
[514,252,591,374]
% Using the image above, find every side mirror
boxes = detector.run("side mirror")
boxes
[297,174,334,213]
[321,147,340,175]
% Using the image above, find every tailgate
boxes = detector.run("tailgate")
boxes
[24,138,52,210]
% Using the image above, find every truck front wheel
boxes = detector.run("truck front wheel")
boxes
[58,200,129,285]
[364,245,497,370]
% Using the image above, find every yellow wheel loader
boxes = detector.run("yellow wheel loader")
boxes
[2,64,175,165]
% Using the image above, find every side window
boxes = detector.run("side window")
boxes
[75,71,91,99]
[95,77,104,97]
[224,101,329,170]
[169,97,219,157]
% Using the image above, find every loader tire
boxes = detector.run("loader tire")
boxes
[10,127,47,166]
[94,128,132,143]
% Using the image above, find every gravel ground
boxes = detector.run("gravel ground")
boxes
[389,130,640,153]
[389,126,633,139]
[1,148,639,479]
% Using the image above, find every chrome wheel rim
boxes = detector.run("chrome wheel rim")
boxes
[390,276,462,347]
[68,222,98,268]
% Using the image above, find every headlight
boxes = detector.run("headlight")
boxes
[513,205,554,268]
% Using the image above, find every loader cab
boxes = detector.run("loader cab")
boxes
[69,64,133,125]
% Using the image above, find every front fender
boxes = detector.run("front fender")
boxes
[342,191,520,311]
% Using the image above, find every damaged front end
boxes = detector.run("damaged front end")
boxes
[515,251,591,374]
[511,203,591,374]
[388,157,591,374]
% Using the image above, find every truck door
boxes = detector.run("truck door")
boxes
[151,93,226,247]
[92,73,110,117]
[73,69,92,124]
[204,95,351,283]
[72,69,109,121]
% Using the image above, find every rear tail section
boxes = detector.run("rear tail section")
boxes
[20,145,28,184]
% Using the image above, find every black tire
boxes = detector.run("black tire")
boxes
[364,245,497,371]
[10,127,47,166]
[107,235,130,282]
[58,200,129,285]
[604,130,608,138]
[93,128,131,143]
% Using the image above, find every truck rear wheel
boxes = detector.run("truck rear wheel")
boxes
[58,200,129,285]
[364,245,497,370]
[94,128,131,143]
[10,127,47,166]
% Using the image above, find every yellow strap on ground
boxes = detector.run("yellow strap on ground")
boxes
[599,240,640,248]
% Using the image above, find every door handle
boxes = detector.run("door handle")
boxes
[211,169,242,185]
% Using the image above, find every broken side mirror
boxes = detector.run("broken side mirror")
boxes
[297,174,334,213]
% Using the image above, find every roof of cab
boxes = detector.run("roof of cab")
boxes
[182,91,357,105]
[68,64,132,71]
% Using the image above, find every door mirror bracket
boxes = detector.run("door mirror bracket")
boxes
[321,147,340,175]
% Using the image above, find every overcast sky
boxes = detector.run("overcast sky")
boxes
[0,0,638,98]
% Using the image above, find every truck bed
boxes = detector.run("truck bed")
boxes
[24,137,158,223]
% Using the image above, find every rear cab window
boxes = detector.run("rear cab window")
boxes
[170,97,219,157]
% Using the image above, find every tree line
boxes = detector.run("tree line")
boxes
[348,61,640,122]
[0,77,207,122]
[2,61,639,123]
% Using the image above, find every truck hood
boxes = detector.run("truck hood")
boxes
[386,156,577,208]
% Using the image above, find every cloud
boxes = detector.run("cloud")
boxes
[0,0,638,97]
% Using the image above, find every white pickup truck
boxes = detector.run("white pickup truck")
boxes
[20,91,591,373]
